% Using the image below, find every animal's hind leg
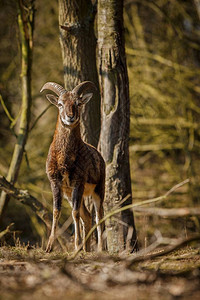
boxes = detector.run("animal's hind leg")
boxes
[80,199,92,252]
[93,174,105,252]
[93,194,104,252]
[72,209,81,250]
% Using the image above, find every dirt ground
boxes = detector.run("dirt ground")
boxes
[0,246,200,300]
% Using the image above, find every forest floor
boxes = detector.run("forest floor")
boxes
[0,246,200,300]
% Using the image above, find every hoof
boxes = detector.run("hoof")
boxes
[97,244,103,252]
[45,245,52,253]
[46,236,54,253]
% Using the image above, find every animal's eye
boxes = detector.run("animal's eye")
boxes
[58,103,63,108]
[76,100,82,107]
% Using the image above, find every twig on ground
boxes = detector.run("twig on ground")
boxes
[126,234,200,268]
[61,265,95,291]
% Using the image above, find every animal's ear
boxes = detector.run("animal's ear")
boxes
[80,93,93,105]
[46,94,58,106]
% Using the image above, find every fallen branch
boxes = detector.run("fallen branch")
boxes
[0,175,51,228]
[126,234,200,268]
[133,207,200,217]
[0,176,67,251]
[0,223,14,239]
[61,265,95,292]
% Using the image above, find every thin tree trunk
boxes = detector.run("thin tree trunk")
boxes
[98,0,138,252]
[0,0,34,220]
[58,0,100,147]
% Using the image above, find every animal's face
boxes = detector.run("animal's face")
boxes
[46,91,93,128]
[40,81,96,128]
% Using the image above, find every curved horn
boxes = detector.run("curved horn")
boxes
[40,82,66,96]
[72,81,97,97]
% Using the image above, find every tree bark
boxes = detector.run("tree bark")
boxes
[58,0,100,147]
[0,0,34,220]
[98,0,138,252]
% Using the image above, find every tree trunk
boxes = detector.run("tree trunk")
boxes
[98,0,138,252]
[58,0,100,147]
[0,0,34,220]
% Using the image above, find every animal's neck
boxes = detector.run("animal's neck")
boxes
[54,116,82,151]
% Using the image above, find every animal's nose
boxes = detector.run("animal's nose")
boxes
[67,114,75,121]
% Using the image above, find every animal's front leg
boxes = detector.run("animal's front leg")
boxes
[72,184,84,251]
[46,182,62,252]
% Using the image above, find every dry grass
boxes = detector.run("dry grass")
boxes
[0,245,200,300]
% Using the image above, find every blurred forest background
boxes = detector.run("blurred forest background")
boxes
[0,0,200,249]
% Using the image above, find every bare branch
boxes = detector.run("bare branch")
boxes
[30,104,52,131]
[0,223,14,240]
[0,94,14,122]
[133,207,200,217]
[0,175,50,228]
[126,234,200,268]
